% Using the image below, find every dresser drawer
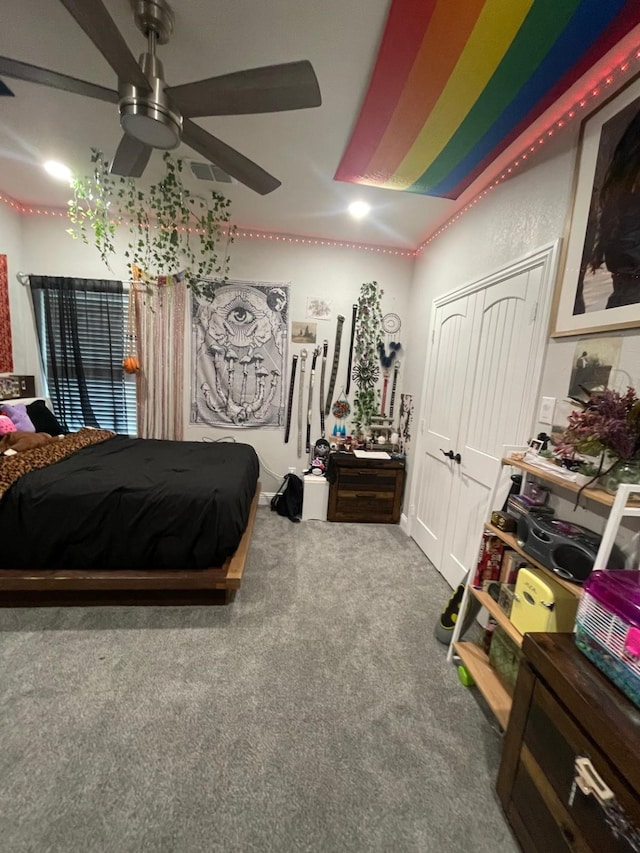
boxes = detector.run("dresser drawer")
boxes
[337,469,399,490]
[524,681,640,853]
[509,756,574,853]
[334,490,396,522]
[498,635,640,853]
[327,456,405,523]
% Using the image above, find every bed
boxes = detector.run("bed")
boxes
[0,427,260,606]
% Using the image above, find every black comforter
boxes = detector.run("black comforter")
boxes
[0,437,259,570]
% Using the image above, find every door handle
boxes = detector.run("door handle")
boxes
[440,448,454,460]
[440,449,462,464]
[453,453,461,464]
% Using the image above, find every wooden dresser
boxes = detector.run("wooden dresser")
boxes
[326,452,405,523]
[497,632,640,853]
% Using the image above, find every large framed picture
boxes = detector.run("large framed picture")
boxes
[552,75,640,337]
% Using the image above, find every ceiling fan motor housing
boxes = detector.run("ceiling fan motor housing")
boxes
[0,0,320,192]
[118,52,182,149]
[131,0,174,45]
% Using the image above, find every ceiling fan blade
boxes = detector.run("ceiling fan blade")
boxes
[58,0,151,92]
[110,134,152,178]
[182,120,281,195]
[168,60,321,118]
[0,56,118,103]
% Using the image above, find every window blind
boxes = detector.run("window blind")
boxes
[31,280,137,435]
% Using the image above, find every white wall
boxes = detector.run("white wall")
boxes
[9,108,640,521]
[0,201,35,380]
[403,128,577,437]
[401,123,640,546]
[16,214,414,492]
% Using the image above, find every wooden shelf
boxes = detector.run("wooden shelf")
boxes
[484,522,583,598]
[451,452,639,731]
[470,588,523,647]
[453,641,511,730]
[501,456,616,506]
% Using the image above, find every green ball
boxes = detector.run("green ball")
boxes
[457,665,475,687]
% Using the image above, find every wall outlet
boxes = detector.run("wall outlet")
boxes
[288,467,297,475]
[539,396,556,425]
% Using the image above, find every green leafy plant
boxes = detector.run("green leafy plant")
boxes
[67,149,235,299]
[352,280,383,436]
[560,387,640,461]
[577,460,600,477]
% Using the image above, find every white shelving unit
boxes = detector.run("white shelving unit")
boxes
[446,447,640,728]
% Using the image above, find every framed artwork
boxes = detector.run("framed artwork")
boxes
[566,336,621,402]
[291,321,317,344]
[552,76,640,337]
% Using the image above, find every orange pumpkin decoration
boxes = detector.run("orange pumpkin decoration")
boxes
[123,355,140,374]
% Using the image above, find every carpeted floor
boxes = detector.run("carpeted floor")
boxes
[0,508,518,853]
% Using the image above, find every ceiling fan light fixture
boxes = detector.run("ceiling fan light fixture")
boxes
[120,107,180,149]
[119,70,182,150]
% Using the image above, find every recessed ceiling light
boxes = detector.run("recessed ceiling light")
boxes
[43,160,72,183]
[348,200,371,219]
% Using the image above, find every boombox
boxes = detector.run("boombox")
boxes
[517,513,626,583]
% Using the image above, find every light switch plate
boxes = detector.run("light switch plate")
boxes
[539,396,556,425]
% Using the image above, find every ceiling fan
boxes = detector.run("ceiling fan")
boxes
[0,0,322,194]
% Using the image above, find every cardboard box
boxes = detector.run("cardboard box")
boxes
[473,532,505,588]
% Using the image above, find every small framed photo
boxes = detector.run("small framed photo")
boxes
[291,321,317,344]
[527,438,543,456]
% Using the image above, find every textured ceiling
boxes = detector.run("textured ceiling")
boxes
[1,1,639,251]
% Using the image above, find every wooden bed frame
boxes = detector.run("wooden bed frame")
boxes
[0,484,260,607]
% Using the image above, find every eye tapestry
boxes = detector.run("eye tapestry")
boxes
[191,280,289,428]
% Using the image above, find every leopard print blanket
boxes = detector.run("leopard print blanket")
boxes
[0,428,115,499]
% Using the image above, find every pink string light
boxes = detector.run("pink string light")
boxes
[0,192,416,257]
[8,40,638,261]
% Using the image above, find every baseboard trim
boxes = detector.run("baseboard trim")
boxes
[400,512,410,535]
[260,491,276,506]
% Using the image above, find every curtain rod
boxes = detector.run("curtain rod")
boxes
[16,273,139,287]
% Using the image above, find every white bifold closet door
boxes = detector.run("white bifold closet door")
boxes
[411,243,558,588]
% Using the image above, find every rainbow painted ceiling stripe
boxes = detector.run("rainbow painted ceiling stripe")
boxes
[335,0,640,199]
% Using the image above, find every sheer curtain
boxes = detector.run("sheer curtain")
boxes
[30,275,134,433]
[134,281,186,440]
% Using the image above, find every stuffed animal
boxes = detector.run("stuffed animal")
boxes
[0,414,16,435]
[0,430,53,453]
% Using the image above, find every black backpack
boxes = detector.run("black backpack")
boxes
[270,473,303,522]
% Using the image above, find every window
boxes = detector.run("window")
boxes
[30,277,137,435]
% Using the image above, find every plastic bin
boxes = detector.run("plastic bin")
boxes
[574,570,640,709]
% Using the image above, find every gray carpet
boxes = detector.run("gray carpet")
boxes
[0,508,518,853]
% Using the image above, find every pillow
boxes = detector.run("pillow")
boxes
[1,403,35,432]
[0,414,16,435]
[25,399,66,436]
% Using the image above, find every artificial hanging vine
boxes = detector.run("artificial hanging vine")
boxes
[67,149,235,301]
[352,280,384,436]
